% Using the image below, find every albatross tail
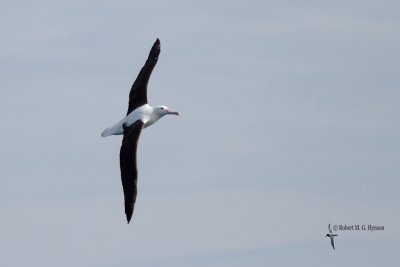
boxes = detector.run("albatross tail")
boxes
[101,119,125,137]
[101,121,125,137]
[101,128,114,137]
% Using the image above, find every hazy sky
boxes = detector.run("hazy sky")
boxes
[1,1,399,266]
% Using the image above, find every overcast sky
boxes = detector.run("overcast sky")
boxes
[1,1,399,266]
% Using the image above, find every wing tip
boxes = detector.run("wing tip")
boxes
[126,210,133,224]
[125,199,134,224]
[154,38,160,50]
[148,38,160,59]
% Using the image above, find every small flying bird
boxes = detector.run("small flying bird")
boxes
[326,224,338,250]
[101,39,179,223]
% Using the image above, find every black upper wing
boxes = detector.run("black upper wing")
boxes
[126,39,161,115]
[119,120,145,223]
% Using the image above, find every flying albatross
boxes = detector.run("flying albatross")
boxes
[326,224,338,250]
[101,39,179,223]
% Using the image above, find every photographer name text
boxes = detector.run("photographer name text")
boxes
[333,224,384,232]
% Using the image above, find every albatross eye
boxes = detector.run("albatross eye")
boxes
[161,107,164,110]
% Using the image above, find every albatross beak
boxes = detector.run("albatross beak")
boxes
[167,109,180,116]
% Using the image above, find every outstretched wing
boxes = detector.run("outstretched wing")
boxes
[126,39,161,115]
[330,237,335,250]
[119,120,145,223]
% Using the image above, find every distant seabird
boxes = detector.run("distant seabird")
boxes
[326,224,338,250]
[101,39,179,223]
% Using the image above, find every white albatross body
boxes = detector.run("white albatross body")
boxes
[101,104,178,137]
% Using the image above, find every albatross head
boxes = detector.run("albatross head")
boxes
[154,105,180,117]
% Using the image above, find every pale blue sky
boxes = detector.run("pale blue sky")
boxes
[1,1,399,266]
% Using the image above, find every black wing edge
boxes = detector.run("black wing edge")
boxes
[119,120,145,223]
[126,39,161,115]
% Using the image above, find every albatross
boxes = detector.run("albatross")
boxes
[326,224,338,250]
[101,39,179,223]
